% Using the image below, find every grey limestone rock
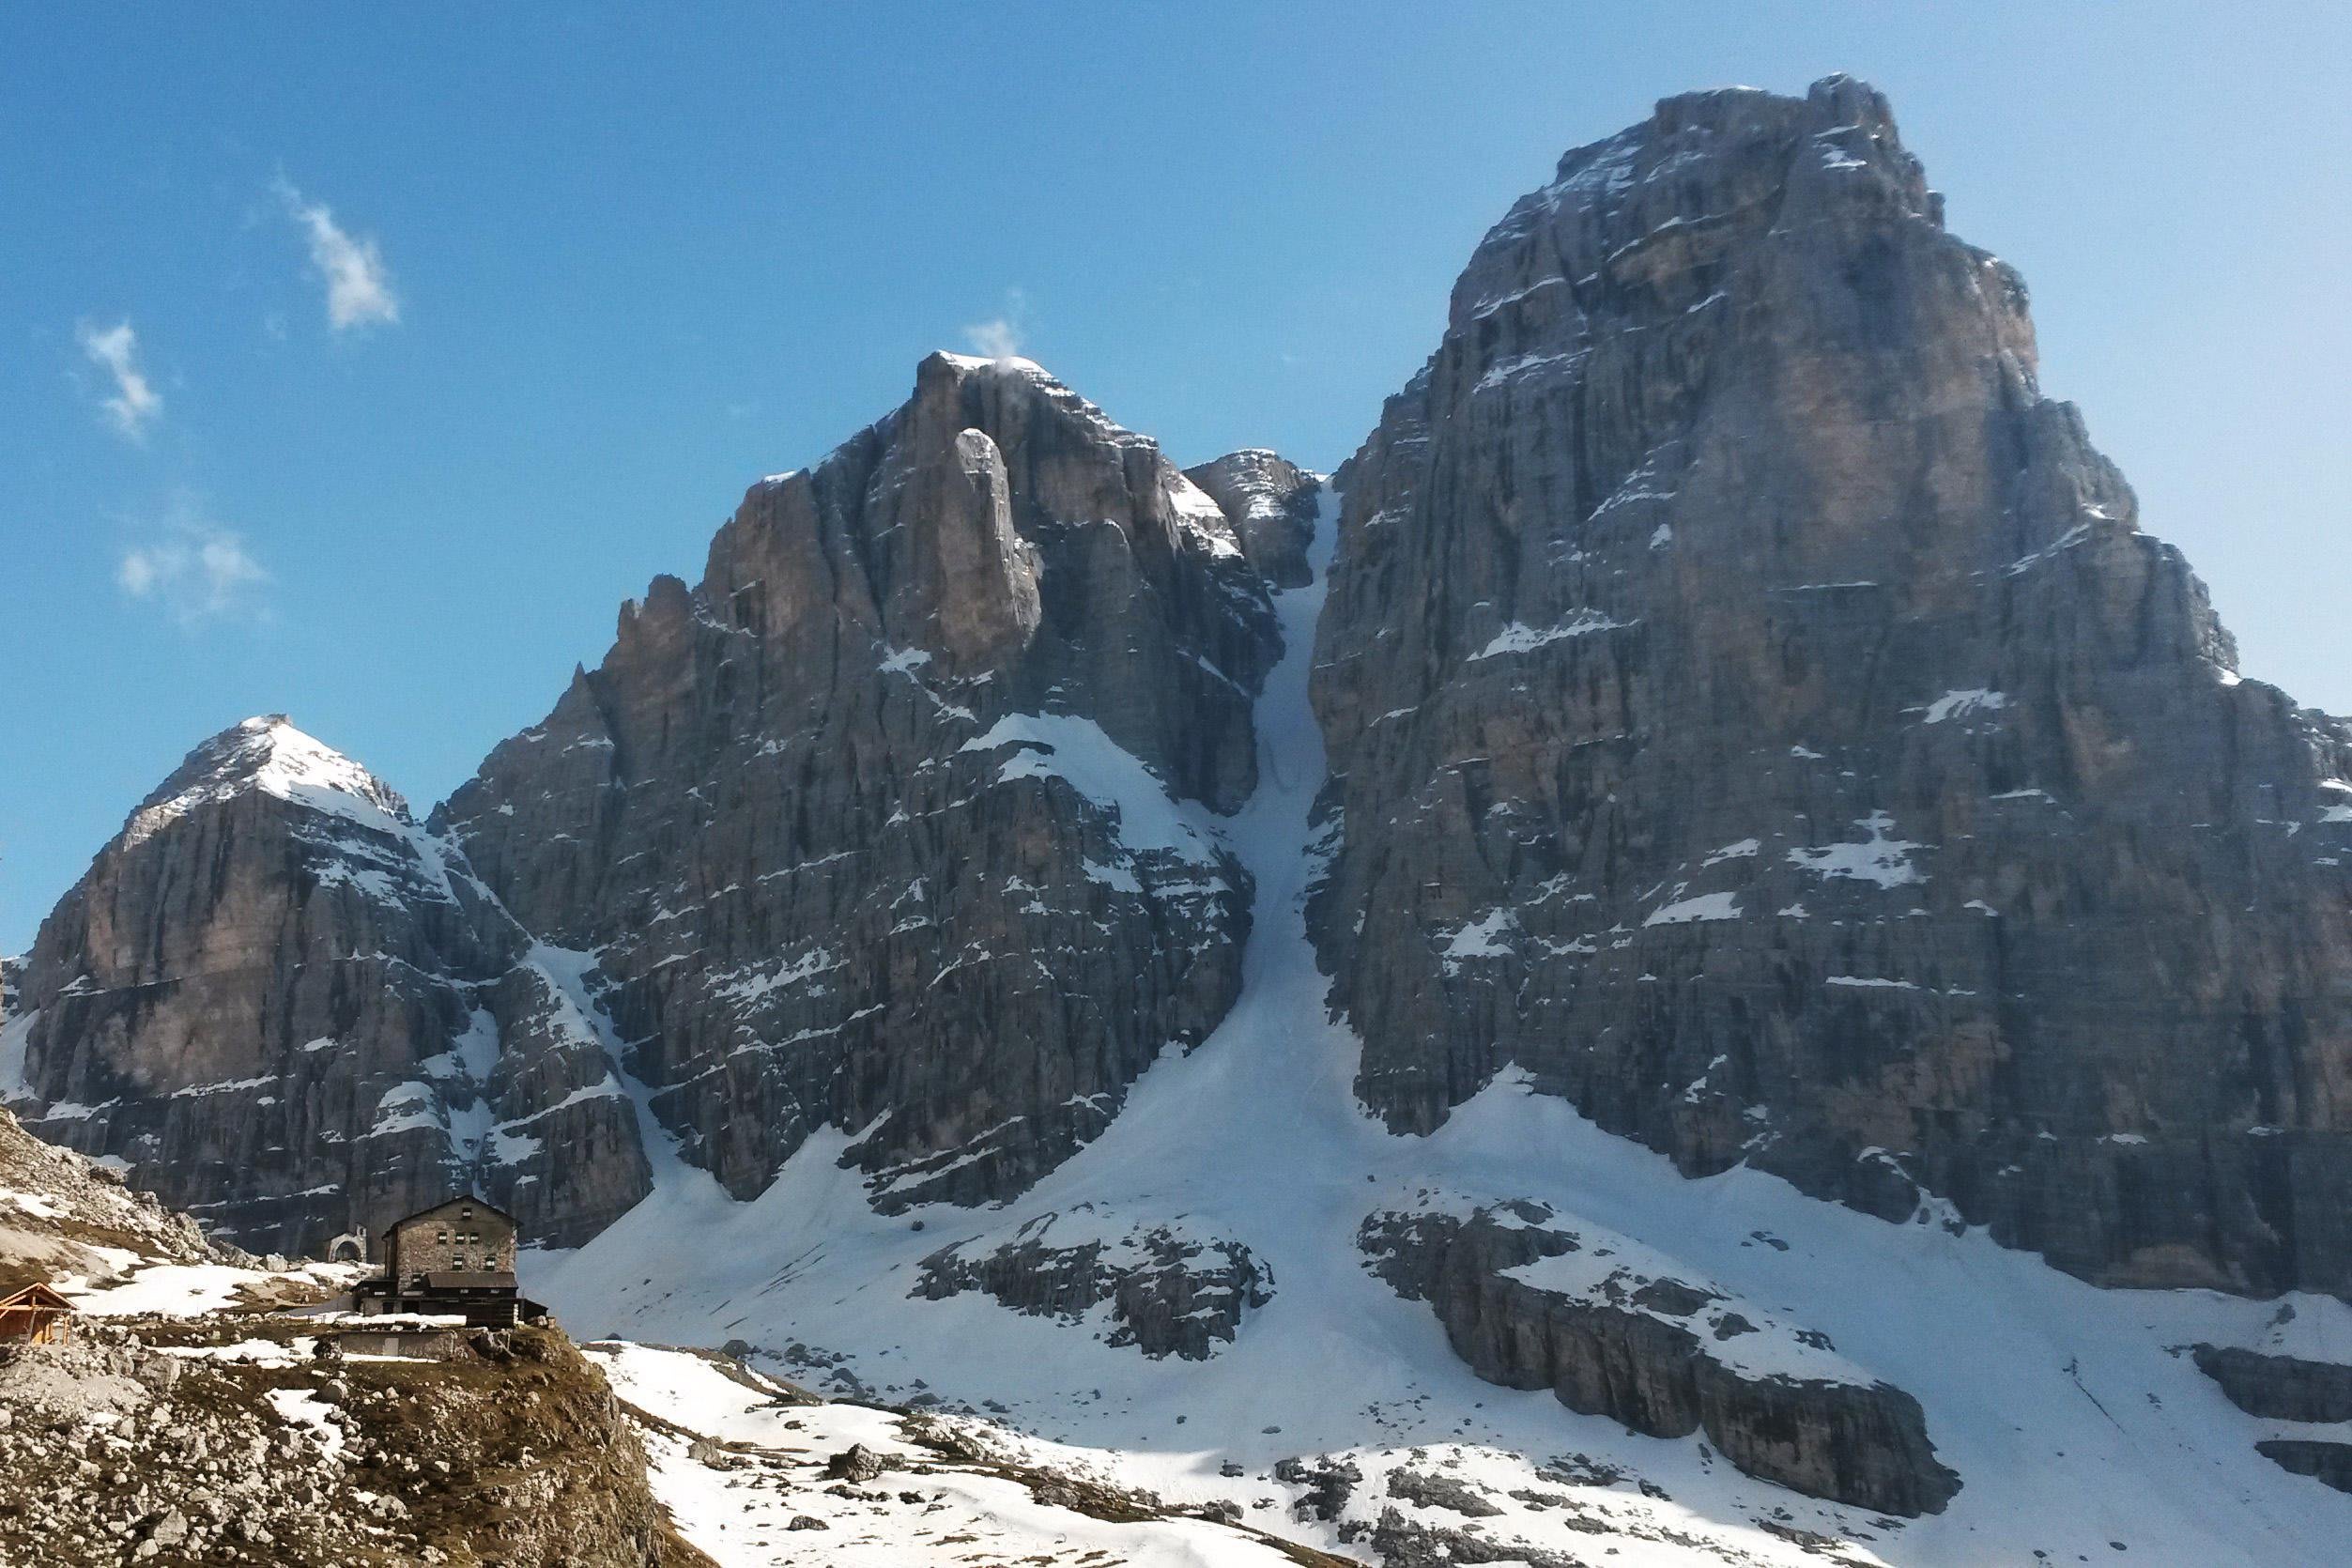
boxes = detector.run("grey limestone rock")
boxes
[1310,75,2352,1299]
[914,1210,1271,1360]
[437,352,1282,1213]
[1359,1200,1959,1514]
[8,716,649,1253]
[1184,449,1323,589]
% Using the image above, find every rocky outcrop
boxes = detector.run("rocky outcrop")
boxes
[915,1210,1271,1359]
[2255,1439,2352,1494]
[1184,450,1322,588]
[438,353,1280,1212]
[1359,1200,1958,1514]
[1310,75,2352,1298]
[2193,1344,2352,1423]
[0,1102,225,1290]
[1272,1455,1362,1523]
[5,717,650,1253]
[2192,1342,2352,1493]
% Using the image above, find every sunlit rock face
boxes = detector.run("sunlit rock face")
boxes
[438,353,1284,1212]
[7,716,650,1253]
[1308,75,2352,1297]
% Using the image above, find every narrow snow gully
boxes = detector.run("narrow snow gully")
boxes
[536,490,2352,1568]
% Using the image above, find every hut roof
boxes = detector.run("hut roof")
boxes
[0,1282,74,1312]
[391,1194,518,1230]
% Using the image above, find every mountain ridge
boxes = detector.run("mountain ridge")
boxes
[7,72,2352,1564]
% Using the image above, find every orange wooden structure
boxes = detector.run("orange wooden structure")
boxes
[0,1283,74,1345]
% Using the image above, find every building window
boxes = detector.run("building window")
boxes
[484,1254,499,1269]
[453,1254,467,1270]
[436,1227,449,1243]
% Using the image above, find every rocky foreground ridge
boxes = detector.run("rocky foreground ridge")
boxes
[0,1316,706,1568]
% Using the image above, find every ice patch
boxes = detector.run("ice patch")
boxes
[1471,611,1633,659]
[1920,689,2008,725]
[1474,348,1586,392]
[1643,892,1741,926]
[266,1387,346,1458]
[1787,810,1926,888]
[1441,908,1520,970]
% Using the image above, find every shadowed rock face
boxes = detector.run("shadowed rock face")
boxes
[1310,75,2352,1298]
[438,353,1282,1211]
[1360,1201,1960,1515]
[6,717,651,1253]
[2193,1344,2352,1423]
[2256,1439,2352,1495]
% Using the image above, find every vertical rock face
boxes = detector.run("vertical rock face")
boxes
[1310,76,2352,1298]
[6,718,651,1253]
[438,353,1281,1210]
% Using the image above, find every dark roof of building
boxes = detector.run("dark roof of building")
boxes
[391,1194,519,1229]
[422,1271,519,1291]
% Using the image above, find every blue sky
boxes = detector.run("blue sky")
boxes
[5,3,2347,952]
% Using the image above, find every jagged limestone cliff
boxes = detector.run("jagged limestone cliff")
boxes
[1308,75,2352,1297]
[438,354,1282,1211]
[6,717,648,1253]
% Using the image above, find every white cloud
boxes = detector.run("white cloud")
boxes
[117,500,270,625]
[961,287,1029,359]
[277,178,400,331]
[76,319,162,438]
[962,315,1022,358]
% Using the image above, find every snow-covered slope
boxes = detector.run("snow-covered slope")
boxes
[528,498,2352,1565]
[592,1342,1317,1566]
[118,715,414,848]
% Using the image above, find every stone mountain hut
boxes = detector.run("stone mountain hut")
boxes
[351,1195,546,1328]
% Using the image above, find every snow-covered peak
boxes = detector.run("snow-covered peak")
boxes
[123,715,412,848]
[931,348,1053,378]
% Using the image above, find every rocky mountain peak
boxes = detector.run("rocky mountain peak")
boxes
[123,715,412,849]
[1313,71,2352,1298]
[426,353,1289,1215]
[1182,448,1322,589]
[8,74,2352,1560]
